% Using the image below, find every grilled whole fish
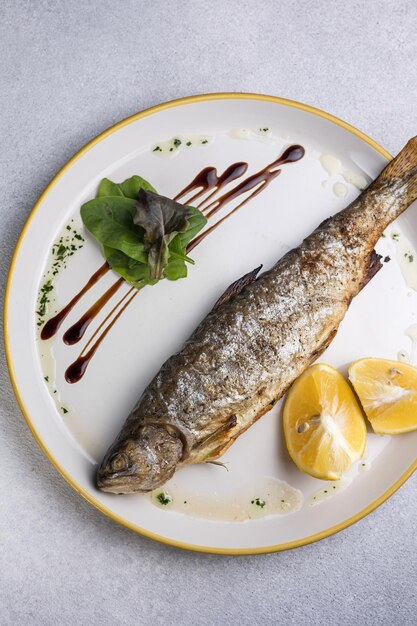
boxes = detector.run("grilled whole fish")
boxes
[97,137,417,493]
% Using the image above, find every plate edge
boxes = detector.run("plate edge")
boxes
[4,91,416,555]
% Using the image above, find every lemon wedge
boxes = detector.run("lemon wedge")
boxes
[283,363,366,480]
[348,358,417,434]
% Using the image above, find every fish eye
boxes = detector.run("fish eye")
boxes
[109,452,130,473]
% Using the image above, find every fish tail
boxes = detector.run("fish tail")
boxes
[339,137,417,238]
[379,136,417,205]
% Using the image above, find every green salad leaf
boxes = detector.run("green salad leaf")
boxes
[103,247,151,287]
[80,174,206,288]
[80,197,147,262]
[177,205,207,247]
[164,235,194,281]
[97,175,156,199]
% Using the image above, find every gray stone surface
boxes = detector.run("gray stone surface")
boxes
[1,1,416,624]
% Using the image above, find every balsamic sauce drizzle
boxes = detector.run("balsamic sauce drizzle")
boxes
[65,290,138,384]
[63,278,124,345]
[41,145,305,383]
[188,145,304,252]
[173,162,248,205]
[40,262,109,340]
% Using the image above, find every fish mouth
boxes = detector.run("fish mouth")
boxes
[96,457,154,494]
[96,471,150,494]
[96,466,172,494]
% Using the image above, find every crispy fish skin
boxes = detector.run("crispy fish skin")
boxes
[97,138,417,493]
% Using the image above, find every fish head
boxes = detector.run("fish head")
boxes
[96,425,183,494]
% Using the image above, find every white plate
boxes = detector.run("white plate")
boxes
[5,94,417,554]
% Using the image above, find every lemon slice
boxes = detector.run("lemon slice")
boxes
[348,358,417,434]
[283,364,366,480]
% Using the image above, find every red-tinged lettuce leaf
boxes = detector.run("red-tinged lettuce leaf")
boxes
[134,189,193,280]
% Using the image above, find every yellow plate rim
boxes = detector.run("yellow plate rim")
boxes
[4,92,416,555]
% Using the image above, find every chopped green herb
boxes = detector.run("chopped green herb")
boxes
[156,491,172,505]
[253,497,266,508]
[40,281,53,294]
[153,146,161,152]
[66,225,71,231]
[391,233,400,241]
[173,138,181,147]
[57,244,67,257]
[201,139,208,144]
[61,407,68,414]
[37,279,53,318]
[186,141,192,146]
[44,376,49,382]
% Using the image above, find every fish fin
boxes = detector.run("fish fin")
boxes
[204,438,236,461]
[380,137,417,202]
[202,415,237,447]
[188,415,238,463]
[205,460,229,470]
[213,265,263,309]
[309,328,338,361]
[360,249,383,290]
